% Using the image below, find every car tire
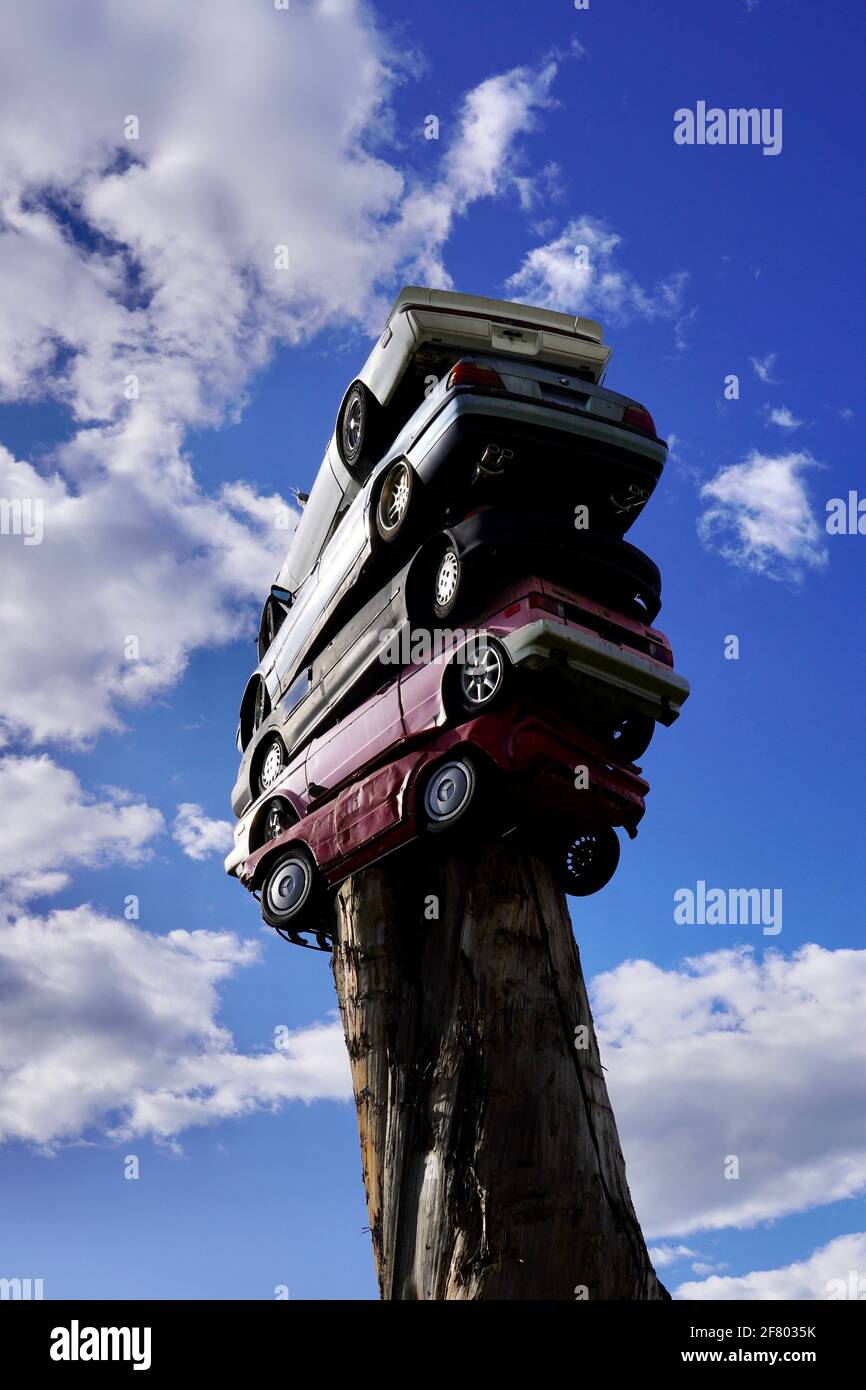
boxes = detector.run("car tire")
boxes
[558,826,621,896]
[337,380,382,477]
[257,734,286,797]
[605,713,655,764]
[432,540,462,621]
[375,460,416,543]
[450,634,510,715]
[260,845,320,930]
[570,534,662,622]
[420,755,478,834]
[262,797,296,846]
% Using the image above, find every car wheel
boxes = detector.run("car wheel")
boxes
[606,713,655,764]
[559,827,620,896]
[433,542,462,620]
[421,755,477,833]
[260,846,318,929]
[337,380,381,476]
[257,735,285,796]
[455,635,509,713]
[567,534,662,622]
[253,678,270,734]
[375,460,415,543]
[263,797,294,843]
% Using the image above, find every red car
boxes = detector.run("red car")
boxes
[235,569,688,816]
[236,703,649,948]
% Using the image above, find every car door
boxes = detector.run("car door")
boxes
[270,557,322,698]
[277,450,346,594]
[312,479,373,612]
[274,737,310,822]
[304,678,404,803]
[271,487,373,702]
[398,635,460,736]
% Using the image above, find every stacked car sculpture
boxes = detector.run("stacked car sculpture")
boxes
[225,286,690,948]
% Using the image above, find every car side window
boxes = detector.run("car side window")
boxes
[322,503,350,551]
[257,595,290,662]
[281,668,312,718]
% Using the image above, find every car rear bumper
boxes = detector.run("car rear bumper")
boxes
[409,392,666,533]
[503,617,689,725]
[446,507,662,622]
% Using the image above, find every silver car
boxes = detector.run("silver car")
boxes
[281,285,613,595]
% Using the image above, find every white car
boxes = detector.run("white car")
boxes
[281,285,613,595]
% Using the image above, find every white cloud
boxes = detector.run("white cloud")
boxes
[173,803,234,861]
[765,404,803,430]
[0,3,568,746]
[664,431,701,482]
[0,905,351,1147]
[374,58,565,287]
[505,215,688,332]
[676,1233,866,1301]
[697,449,827,580]
[593,945,866,1237]
[0,755,163,901]
[750,352,779,383]
[10,916,866,1234]
[0,443,292,745]
[649,1244,699,1269]
[447,64,558,208]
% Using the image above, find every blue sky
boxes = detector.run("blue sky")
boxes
[0,0,864,1301]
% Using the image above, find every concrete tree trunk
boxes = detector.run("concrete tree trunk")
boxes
[328,836,666,1300]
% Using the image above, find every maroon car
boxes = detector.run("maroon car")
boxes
[236,703,649,948]
[235,569,688,817]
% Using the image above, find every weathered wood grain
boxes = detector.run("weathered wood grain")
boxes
[329,836,667,1301]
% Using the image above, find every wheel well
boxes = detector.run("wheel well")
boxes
[248,793,299,855]
[250,729,286,795]
[239,675,269,752]
[255,836,319,892]
[441,631,511,721]
[414,743,497,817]
[367,453,404,540]
[404,530,458,623]
[337,379,388,478]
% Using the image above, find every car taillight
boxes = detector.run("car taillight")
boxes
[648,639,673,667]
[527,590,564,617]
[447,361,505,391]
[622,404,657,436]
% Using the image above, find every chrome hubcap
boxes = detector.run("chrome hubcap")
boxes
[380,465,410,529]
[461,638,503,705]
[345,398,362,451]
[267,857,310,916]
[424,759,474,824]
[435,550,459,608]
[566,835,599,876]
[265,800,288,841]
